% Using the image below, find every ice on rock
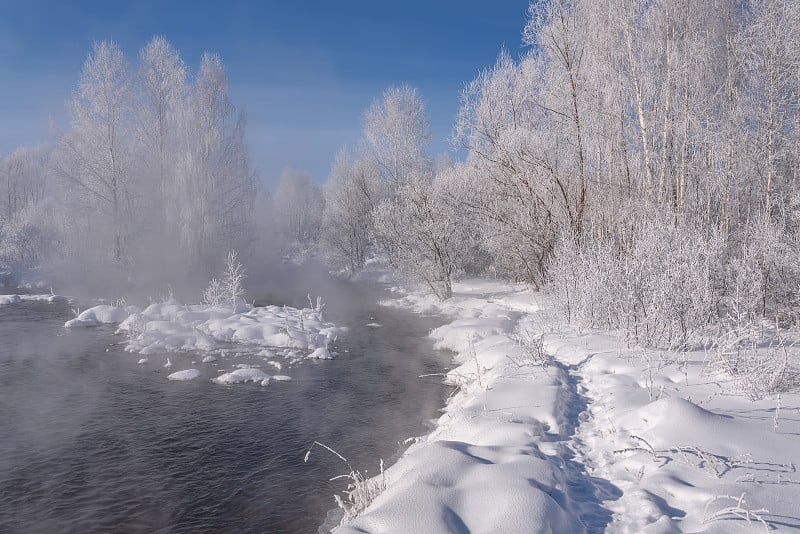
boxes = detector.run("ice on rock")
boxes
[201,355,217,363]
[137,358,148,364]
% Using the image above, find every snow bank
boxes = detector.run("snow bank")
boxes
[335,278,800,533]
[337,280,589,533]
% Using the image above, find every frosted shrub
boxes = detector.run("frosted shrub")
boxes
[203,278,224,307]
[548,210,723,349]
[510,327,551,369]
[718,340,795,402]
[0,216,51,285]
[709,309,800,400]
[547,234,617,326]
[630,220,723,348]
[729,216,800,326]
[203,250,247,311]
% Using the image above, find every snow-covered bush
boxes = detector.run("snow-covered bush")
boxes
[0,213,53,285]
[202,278,224,307]
[726,216,800,327]
[203,250,247,311]
[548,209,724,349]
[709,322,800,400]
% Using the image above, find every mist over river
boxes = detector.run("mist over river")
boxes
[0,265,451,533]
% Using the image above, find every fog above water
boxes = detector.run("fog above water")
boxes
[0,267,452,533]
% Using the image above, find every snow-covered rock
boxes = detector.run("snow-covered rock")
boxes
[64,304,130,327]
[167,369,201,381]
[307,347,334,360]
[212,368,271,385]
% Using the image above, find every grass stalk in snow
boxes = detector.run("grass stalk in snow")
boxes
[670,446,751,479]
[613,434,661,464]
[703,493,770,532]
[304,441,386,524]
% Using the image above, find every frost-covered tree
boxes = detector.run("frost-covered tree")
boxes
[41,38,257,287]
[321,149,378,273]
[374,164,480,300]
[272,168,324,245]
[1,145,51,222]
[174,53,256,269]
[134,36,187,233]
[54,40,133,261]
[454,50,571,285]
[319,85,433,275]
[362,85,432,193]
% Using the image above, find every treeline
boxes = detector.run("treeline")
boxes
[0,37,255,288]
[316,0,800,351]
[4,0,800,359]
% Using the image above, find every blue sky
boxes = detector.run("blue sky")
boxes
[0,0,531,186]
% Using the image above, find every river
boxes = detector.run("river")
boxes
[0,267,451,533]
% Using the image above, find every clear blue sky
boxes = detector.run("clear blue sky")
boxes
[0,0,531,186]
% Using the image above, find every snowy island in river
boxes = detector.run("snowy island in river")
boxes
[64,298,344,376]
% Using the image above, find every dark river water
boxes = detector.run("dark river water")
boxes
[0,267,451,533]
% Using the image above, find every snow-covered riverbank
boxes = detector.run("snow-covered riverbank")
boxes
[335,279,800,533]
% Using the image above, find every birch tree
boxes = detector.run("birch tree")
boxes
[321,149,377,273]
[362,85,432,193]
[273,168,324,245]
[54,40,132,261]
[175,53,256,268]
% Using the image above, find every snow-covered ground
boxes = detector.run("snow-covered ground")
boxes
[334,279,800,533]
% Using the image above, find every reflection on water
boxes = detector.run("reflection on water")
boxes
[0,272,450,533]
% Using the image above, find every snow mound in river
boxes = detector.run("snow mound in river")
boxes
[167,369,201,381]
[64,304,134,327]
[62,299,344,356]
[212,368,271,385]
